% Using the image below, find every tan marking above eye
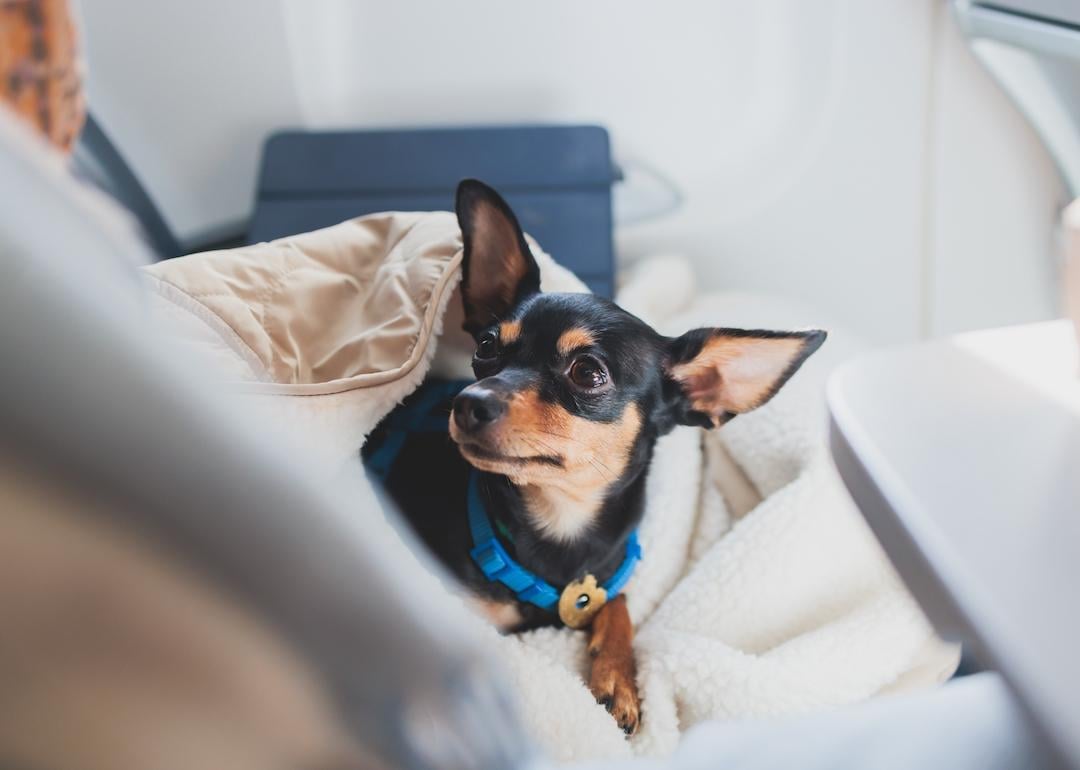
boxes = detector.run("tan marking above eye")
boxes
[556,328,596,357]
[499,320,521,345]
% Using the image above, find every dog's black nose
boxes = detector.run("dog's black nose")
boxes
[453,389,506,433]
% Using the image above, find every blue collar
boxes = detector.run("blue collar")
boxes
[467,471,642,613]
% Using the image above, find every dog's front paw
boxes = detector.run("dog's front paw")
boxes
[589,654,640,735]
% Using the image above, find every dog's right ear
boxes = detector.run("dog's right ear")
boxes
[455,179,541,336]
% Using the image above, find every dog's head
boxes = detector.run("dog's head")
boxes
[449,179,825,496]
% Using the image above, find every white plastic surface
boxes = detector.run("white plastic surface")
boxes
[829,320,1080,768]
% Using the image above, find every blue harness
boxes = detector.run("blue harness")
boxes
[364,379,642,614]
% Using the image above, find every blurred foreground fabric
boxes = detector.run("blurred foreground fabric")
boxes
[0,107,526,770]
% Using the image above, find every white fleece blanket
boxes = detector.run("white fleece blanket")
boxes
[442,261,958,761]
[147,223,957,761]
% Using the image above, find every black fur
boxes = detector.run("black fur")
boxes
[362,180,824,632]
[363,291,668,631]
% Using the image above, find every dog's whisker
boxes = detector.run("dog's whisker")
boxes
[533,428,577,441]
[533,430,616,475]
[586,458,617,478]
[522,435,561,461]
[524,434,615,482]
[585,456,615,482]
[534,428,613,461]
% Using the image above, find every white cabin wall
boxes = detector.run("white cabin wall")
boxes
[278,0,932,344]
[927,6,1065,337]
[78,0,1064,343]
[77,0,305,240]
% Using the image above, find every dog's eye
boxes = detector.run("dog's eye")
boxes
[475,332,499,360]
[568,355,609,390]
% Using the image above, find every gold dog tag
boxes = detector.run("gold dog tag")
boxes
[558,574,608,629]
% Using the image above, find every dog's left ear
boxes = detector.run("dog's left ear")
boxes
[664,328,826,427]
[455,179,541,336]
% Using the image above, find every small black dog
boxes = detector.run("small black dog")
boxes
[363,179,825,734]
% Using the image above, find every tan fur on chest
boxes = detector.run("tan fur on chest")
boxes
[520,483,606,542]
